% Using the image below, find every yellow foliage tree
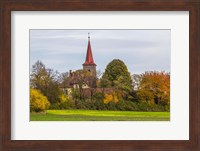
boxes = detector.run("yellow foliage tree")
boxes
[103,93,119,104]
[30,88,50,112]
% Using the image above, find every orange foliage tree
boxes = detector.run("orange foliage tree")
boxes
[137,71,170,105]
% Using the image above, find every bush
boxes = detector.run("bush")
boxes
[50,94,75,109]
[93,92,104,102]
[49,103,60,110]
[53,91,169,112]
[103,92,119,104]
[30,88,50,112]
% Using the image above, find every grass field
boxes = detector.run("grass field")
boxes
[30,110,170,121]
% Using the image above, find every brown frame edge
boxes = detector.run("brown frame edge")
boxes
[0,0,200,151]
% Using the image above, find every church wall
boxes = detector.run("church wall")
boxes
[83,65,96,77]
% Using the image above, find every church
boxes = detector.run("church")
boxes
[82,33,97,77]
[62,33,97,90]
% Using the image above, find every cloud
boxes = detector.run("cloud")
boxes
[30,30,170,74]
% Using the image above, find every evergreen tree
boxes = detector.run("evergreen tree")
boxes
[101,59,132,93]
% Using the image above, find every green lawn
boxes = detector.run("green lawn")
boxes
[30,110,170,121]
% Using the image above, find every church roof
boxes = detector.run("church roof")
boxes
[83,33,96,66]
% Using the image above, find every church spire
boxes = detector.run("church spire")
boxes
[83,33,96,66]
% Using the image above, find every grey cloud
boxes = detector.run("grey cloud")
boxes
[30,30,170,74]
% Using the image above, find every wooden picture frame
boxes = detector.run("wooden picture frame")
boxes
[0,0,199,150]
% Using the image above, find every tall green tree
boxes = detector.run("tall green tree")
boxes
[101,59,133,94]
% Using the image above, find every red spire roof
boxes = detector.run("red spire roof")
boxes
[83,33,96,66]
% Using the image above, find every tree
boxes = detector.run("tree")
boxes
[30,60,62,104]
[137,71,170,105]
[132,74,142,90]
[58,72,69,86]
[30,88,50,112]
[101,59,133,95]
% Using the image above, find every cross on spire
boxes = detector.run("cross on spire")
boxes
[88,32,90,40]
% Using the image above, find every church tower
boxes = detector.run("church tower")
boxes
[83,33,96,77]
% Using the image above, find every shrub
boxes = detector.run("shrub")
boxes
[49,103,60,110]
[93,92,104,102]
[30,88,50,112]
[50,94,75,109]
[103,94,113,104]
[103,92,119,104]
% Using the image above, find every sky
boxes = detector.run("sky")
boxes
[30,30,170,75]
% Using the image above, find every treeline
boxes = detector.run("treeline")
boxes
[30,59,170,112]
